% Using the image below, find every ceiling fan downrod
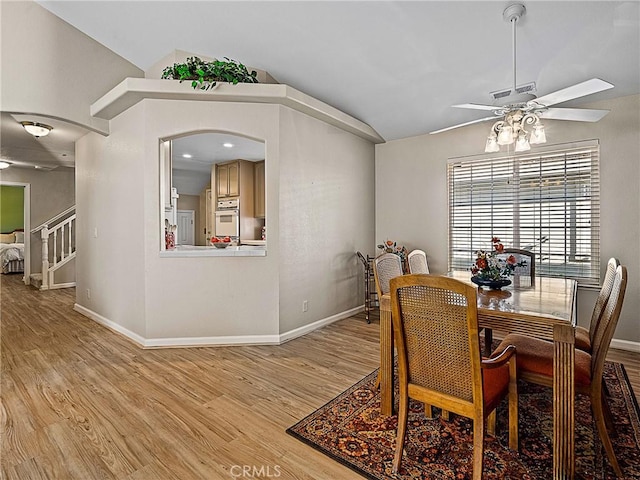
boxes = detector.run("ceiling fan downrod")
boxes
[503,3,526,95]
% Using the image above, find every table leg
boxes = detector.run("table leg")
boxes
[380,297,393,416]
[553,324,575,480]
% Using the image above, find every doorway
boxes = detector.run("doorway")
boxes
[0,181,31,284]
[177,210,195,245]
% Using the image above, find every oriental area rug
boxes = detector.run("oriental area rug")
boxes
[287,362,640,479]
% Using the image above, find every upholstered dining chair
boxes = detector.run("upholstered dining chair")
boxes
[493,264,627,478]
[407,249,429,274]
[575,257,620,353]
[390,274,518,478]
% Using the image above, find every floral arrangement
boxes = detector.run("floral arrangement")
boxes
[377,239,408,266]
[471,237,526,281]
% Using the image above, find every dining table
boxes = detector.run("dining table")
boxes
[378,271,578,480]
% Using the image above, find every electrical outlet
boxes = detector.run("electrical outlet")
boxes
[86,289,91,299]
[302,300,308,312]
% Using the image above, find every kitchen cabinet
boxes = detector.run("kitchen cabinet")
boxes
[254,160,265,218]
[216,161,240,198]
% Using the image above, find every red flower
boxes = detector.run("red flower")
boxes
[476,258,487,269]
[492,237,501,244]
[507,254,517,265]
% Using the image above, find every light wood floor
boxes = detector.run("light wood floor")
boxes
[1,274,639,480]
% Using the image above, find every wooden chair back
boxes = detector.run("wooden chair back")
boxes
[391,274,482,410]
[373,253,403,297]
[407,249,429,274]
[502,248,535,278]
[589,257,620,344]
[590,265,627,381]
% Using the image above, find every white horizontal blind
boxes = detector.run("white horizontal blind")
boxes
[448,142,600,285]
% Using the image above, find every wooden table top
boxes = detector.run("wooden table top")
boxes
[447,271,578,339]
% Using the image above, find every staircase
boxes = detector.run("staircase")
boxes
[30,206,76,290]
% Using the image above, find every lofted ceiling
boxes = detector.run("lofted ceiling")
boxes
[3,1,639,171]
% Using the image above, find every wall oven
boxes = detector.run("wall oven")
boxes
[215,199,240,238]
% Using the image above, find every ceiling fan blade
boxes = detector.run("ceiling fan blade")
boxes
[535,78,614,107]
[452,103,499,112]
[538,108,610,122]
[430,116,497,135]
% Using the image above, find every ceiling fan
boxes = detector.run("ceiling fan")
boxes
[430,3,614,152]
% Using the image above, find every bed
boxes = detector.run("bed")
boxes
[0,231,25,274]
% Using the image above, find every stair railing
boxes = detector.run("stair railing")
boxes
[31,206,76,290]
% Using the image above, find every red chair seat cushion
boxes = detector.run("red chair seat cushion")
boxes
[494,334,592,387]
[482,362,510,412]
[575,326,591,352]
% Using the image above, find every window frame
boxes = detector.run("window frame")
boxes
[447,140,600,285]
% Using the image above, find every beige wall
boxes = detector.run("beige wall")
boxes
[0,167,75,274]
[376,94,640,346]
[0,1,142,133]
[75,98,376,343]
[278,107,376,333]
[76,106,147,337]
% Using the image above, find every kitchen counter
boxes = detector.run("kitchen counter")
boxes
[241,240,266,246]
[160,245,266,258]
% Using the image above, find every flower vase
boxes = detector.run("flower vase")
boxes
[471,276,511,290]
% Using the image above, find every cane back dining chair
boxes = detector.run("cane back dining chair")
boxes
[390,274,518,478]
[407,249,430,274]
[499,248,535,284]
[493,265,627,478]
[373,253,404,299]
[574,257,620,353]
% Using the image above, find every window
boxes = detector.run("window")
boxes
[448,141,600,285]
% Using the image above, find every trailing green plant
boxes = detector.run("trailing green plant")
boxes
[161,56,259,90]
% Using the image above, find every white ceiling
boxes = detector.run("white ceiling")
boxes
[3,1,639,171]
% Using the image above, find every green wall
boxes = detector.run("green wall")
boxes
[0,186,24,233]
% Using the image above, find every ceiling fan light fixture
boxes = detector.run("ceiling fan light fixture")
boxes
[497,125,514,145]
[485,134,500,153]
[530,122,547,144]
[515,133,531,152]
[20,121,53,138]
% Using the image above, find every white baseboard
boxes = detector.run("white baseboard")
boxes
[278,305,364,344]
[73,303,363,349]
[74,304,146,347]
[611,338,640,353]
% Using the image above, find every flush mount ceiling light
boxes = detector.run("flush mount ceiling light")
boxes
[182,153,192,158]
[20,121,53,138]
[430,3,614,153]
[0,161,11,169]
[223,143,234,148]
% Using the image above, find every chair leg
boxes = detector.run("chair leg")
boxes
[424,403,433,419]
[392,390,409,474]
[472,418,484,480]
[508,358,519,451]
[374,371,381,390]
[592,391,623,478]
[486,410,496,436]
[484,329,493,357]
[441,409,450,421]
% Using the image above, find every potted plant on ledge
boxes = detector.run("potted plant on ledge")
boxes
[161,56,259,90]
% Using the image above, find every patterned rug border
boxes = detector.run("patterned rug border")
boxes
[286,361,640,480]
[286,368,382,480]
